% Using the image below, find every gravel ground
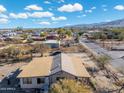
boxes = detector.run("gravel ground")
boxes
[0,62,28,81]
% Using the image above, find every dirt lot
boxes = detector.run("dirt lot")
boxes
[59,44,85,52]
[0,62,28,81]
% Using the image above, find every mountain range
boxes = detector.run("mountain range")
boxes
[67,18,124,28]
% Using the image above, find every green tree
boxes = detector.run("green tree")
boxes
[97,55,111,69]
[57,28,66,40]
[25,30,33,33]
[2,46,20,61]
[78,32,85,37]
[21,34,28,40]
[57,28,65,35]
[101,33,107,47]
[92,32,102,40]
[101,33,107,40]
[75,34,80,43]
[15,26,23,31]
[65,30,72,37]
[50,79,91,93]
[40,32,46,37]
[118,32,124,41]
[40,44,50,57]
[32,44,50,57]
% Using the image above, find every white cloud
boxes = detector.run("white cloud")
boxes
[9,13,28,19]
[106,19,111,22]
[83,14,86,17]
[25,4,43,11]
[91,7,96,10]
[39,21,51,25]
[28,11,54,18]
[114,5,124,11]
[58,0,64,3]
[51,16,67,21]
[58,3,83,12]
[0,5,7,13]
[77,14,86,18]
[103,8,107,11]
[85,10,92,13]
[0,18,8,24]
[66,24,71,26]
[44,1,51,4]
[0,14,8,18]
[9,11,54,19]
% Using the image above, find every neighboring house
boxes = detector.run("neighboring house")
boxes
[2,31,17,37]
[17,53,90,92]
[32,32,41,37]
[46,32,59,40]
[43,40,60,48]
[31,36,45,41]
[0,29,12,32]
[46,36,58,40]
[49,32,58,37]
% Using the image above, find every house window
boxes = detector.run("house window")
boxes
[37,78,45,84]
[23,78,32,84]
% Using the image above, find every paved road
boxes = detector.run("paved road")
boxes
[80,38,124,73]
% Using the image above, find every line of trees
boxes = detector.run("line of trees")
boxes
[92,28,124,41]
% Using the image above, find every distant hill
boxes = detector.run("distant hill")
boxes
[66,18,124,28]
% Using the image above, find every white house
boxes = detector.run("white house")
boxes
[3,31,17,37]
[17,53,90,92]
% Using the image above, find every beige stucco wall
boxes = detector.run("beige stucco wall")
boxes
[19,71,88,89]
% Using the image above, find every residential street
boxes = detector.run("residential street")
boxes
[80,38,124,73]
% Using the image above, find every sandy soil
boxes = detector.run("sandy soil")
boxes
[0,62,28,80]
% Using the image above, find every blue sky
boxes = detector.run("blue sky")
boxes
[0,0,124,28]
